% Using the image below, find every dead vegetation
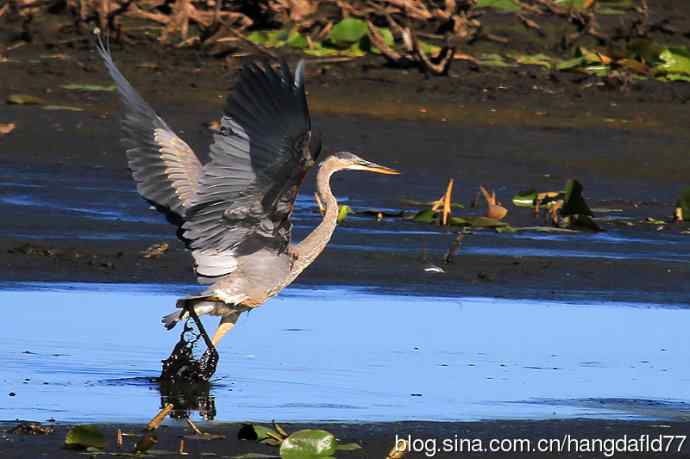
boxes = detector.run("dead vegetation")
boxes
[0,0,667,75]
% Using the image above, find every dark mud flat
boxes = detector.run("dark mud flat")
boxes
[1,42,690,302]
[2,27,690,458]
[2,420,690,458]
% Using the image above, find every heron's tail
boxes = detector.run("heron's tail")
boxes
[162,296,218,330]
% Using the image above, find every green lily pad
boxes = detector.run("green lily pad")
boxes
[561,179,592,216]
[279,429,336,459]
[368,27,394,54]
[238,424,282,446]
[7,94,46,105]
[64,425,106,450]
[329,18,368,46]
[512,189,538,207]
[412,208,438,224]
[656,47,690,76]
[61,83,116,92]
[286,31,308,49]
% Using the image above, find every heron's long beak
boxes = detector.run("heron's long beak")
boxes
[350,160,400,175]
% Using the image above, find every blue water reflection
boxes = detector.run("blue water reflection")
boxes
[1,283,689,423]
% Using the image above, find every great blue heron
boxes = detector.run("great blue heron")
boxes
[97,43,399,348]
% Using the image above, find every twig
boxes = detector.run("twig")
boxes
[145,403,174,431]
[185,418,203,435]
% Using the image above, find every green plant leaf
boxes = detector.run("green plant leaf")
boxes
[238,424,282,446]
[509,52,554,68]
[476,0,520,12]
[563,214,602,231]
[60,83,116,92]
[303,43,341,57]
[337,204,352,224]
[656,47,690,76]
[279,429,337,459]
[418,40,441,57]
[286,30,308,49]
[7,94,46,105]
[557,56,586,71]
[512,189,538,208]
[412,208,438,224]
[449,216,509,228]
[41,105,84,111]
[336,442,362,451]
[478,53,515,68]
[64,425,106,450]
[561,179,592,216]
[328,18,368,46]
[369,27,394,54]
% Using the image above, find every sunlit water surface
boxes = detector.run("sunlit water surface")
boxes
[1,283,689,423]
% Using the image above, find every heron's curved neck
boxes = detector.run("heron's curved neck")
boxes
[291,164,339,275]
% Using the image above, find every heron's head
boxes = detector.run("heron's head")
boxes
[323,151,399,175]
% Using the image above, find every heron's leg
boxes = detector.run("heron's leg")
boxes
[211,312,240,347]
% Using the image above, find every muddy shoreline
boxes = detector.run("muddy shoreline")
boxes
[2,420,690,458]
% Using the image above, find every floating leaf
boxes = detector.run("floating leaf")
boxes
[449,216,509,228]
[336,442,362,451]
[337,204,352,224]
[478,53,515,68]
[412,208,438,224]
[303,43,341,57]
[41,105,84,112]
[563,214,602,231]
[238,424,282,446]
[7,94,46,105]
[509,52,554,68]
[512,190,538,207]
[561,179,592,216]
[64,425,106,450]
[656,47,690,76]
[61,83,116,92]
[476,0,520,12]
[279,429,336,459]
[328,18,368,46]
[368,27,394,54]
[286,30,308,49]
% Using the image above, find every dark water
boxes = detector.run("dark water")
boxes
[2,165,690,265]
[1,282,689,423]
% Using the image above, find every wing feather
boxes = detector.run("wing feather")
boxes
[97,39,202,219]
[182,59,319,281]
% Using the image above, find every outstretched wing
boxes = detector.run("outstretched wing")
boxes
[97,39,202,220]
[182,60,320,280]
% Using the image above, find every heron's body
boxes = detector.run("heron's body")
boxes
[97,41,397,346]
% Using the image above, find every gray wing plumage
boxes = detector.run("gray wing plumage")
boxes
[183,60,319,280]
[97,40,202,219]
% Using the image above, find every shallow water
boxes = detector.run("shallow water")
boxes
[2,165,690,267]
[2,282,689,423]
